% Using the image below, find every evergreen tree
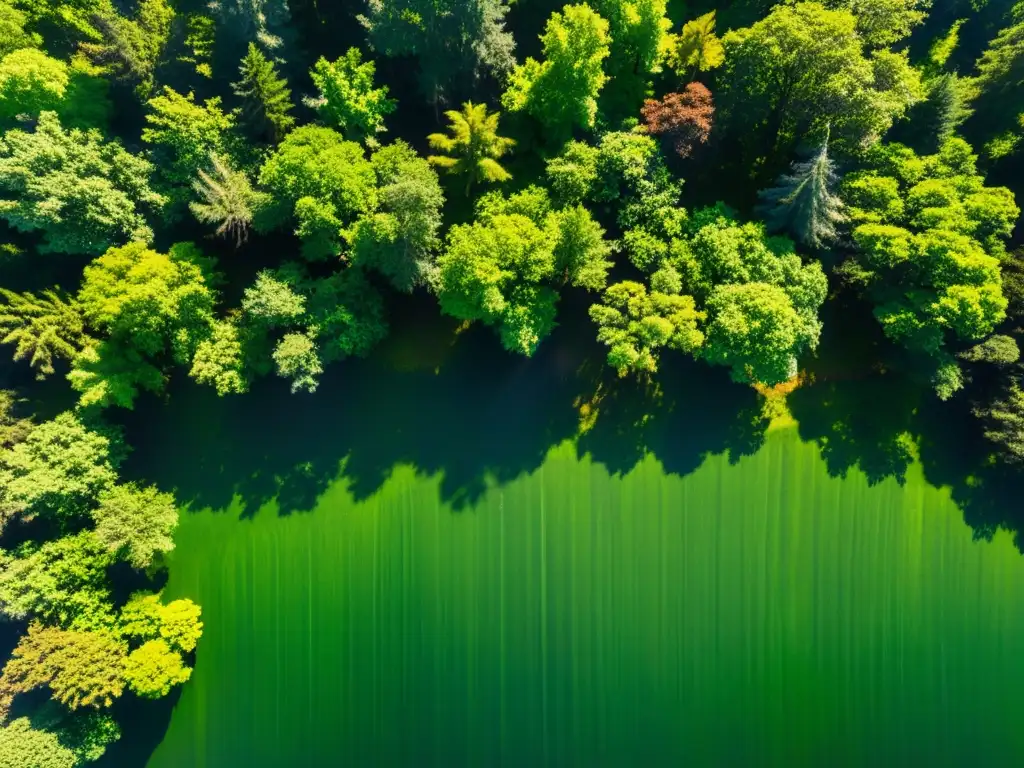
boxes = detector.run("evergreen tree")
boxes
[427,102,514,194]
[208,0,293,55]
[359,0,514,105]
[190,154,260,246]
[919,73,971,152]
[0,289,90,379]
[232,43,295,142]
[756,133,845,249]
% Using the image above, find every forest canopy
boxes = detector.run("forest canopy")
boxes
[1,0,1024,762]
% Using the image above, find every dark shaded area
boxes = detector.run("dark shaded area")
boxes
[94,689,183,768]
[116,290,771,517]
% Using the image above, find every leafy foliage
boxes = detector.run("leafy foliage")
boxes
[666,11,724,80]
[80,0,174,97]
[351,141,445,291]
[307,48,396,142]
[435,186,610,355]
[590,280,704,376]
[124,640,191,698]
[257,125,376,259]
[191,155,260,246]
[0,413,117,525]
[359,0,514,103]
[120,592,203,653]
[427,102,513,194]
[0,717,77,768]
[841,139,1018,397]
[640,83,714,159]
[91,483,178,569]
[0,622,126,711]
[502,4,611,142]
[719,2,922,157]
[0,112,164,255]
[143,87,237,207]
[0,48,68,121]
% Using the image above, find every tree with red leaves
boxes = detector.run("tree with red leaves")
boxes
[640,83,714,159]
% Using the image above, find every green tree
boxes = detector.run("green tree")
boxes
[502,4,611,142]
[841,139,1017,397]
[359,0,514,104]
[76,241,216,361]
[272,330,322,393]
[305,268,389,363]
[756,132,846,249]
[0,47,67,121]
[124,640,191,698]
[233,43,295,142]
[80,0,174,97]
[0,413,117,525]
[975,381,1024,463]
[916,73,971,153]
[257,126,376,259]
[0,389,31,448]
[91,483,178,569]
[189,318,248,394]
[307,48,396,142]
[0,288,90,379]
[120,592,203,653]
[719,2,922,158]
[143,87,237,208]
[0,718,76,768]
[701,282,808,385]
[0,112,164,255]
[241,270,305,325]
[58,55,113,131]
[435,186,610,355]
[0,532,116,629]
[589,280,704,376]
[668,207,828,385]
[66,341,166,411]
[1,623,125,711]
[0,2,39,58]
[594,0,670,113]
[826,0,927,48]
[208,0,293,54]
[666,11,725,81]
[351,141,444,291]
[190,155,260,247]
[427,102,513,195]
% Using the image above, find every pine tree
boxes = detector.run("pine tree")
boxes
[190,154,259,247]
[232,43,295,142]
[756,132,845,249]
[921,73,971,152]
[0,289,90,379]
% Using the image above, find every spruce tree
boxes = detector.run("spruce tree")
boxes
[756,133,845,249]
[232,43,295,142]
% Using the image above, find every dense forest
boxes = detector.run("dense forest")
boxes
[0,0,1023,762]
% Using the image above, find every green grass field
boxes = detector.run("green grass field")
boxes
[145,425,1024,767]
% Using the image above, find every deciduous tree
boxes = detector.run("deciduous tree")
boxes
[640,83,714,158]
[666,11,724,81]
[91,483,178,569]
[589,280,704,376]
[502,4,611,142]
[0,112,164,255]
[306,48,395,143]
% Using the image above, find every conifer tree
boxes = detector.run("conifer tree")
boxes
[0,289,90,379]
[190,154,259,246]
[232,43,295,142]
[756,132,845,249]
[919,73,971,152]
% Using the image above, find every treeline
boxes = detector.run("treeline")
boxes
[0,0,1024,762]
